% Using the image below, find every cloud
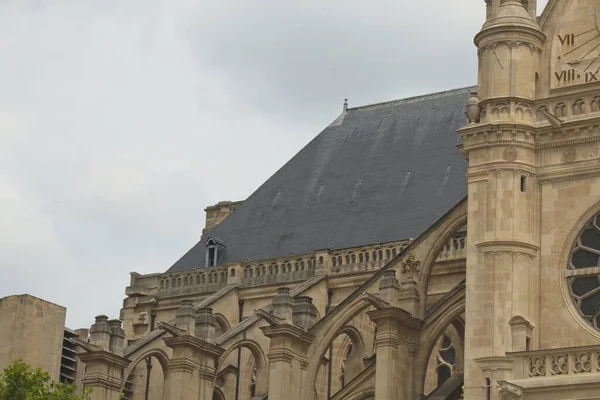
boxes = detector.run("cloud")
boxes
[0,0,549,328]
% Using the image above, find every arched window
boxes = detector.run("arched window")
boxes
[359,253,364,263]
[386,249,391,259]
[333,257,338,267]
[319,256,324,264]
[231,269,235,277]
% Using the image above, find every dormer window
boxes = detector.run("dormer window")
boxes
[204,236,225,267]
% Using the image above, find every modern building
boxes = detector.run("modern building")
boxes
[0,294,82,386]
[5,1,600,399]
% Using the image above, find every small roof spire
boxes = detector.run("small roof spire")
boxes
[343,98,348,113]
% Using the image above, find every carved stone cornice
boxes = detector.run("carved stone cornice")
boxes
[538,160,600,184]
[169,358,202,374]
[77,350,131,369]
[476,240,539,258]
[367,307,423,345]
[266,347,308,367]
[163,335,224,358]
[261,324,314,345]
[475,356,516,372]
[81,374,124,391]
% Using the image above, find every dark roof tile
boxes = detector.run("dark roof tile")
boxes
[168,87,473,272]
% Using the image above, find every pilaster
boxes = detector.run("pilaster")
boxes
[75,317,130,400]
[163,335,223,400]
[368,307,423,400]
[261,323,314,400]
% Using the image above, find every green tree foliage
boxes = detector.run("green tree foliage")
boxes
[0,360,91,400]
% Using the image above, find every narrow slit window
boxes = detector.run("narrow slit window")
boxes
[520,175,527,192]
[486,378,491,400]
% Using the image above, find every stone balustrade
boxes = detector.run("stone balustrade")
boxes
[149,239,422,296]
[242,258,316,287]
[511,345,600,379]
[328,242,409,275]
[436,233,466,262]
[158,267,229,296]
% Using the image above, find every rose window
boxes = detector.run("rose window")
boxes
[567,212,600,329]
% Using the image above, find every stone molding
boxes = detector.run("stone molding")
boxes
[163,335,224,359]
[476,240,539,258]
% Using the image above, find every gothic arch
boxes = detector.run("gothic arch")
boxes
[216,339,268,397]
[216,339,267,372]
[213,313,231,337]
[417,201,467,317]
[212,387,226,400]
[335,325,366,362]
[120,347,171,396]
[303,296,382,400]
[345,388,375,400]
[413,286,466,398]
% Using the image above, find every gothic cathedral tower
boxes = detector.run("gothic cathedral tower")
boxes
[461,0,600,398]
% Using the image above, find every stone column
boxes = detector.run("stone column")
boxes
[261,324,313,400]
[163,307,224,400]
[76,316,130,400]
[368,307,422,400]
[163,335,222,400]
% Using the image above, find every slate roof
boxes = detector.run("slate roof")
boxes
[168,86,474,273]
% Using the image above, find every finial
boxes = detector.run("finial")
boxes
[343,98,348,113]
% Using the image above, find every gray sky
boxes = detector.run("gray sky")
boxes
[0,0,549,328]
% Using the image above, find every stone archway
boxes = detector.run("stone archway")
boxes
[213,313,231,337]
[413,285,466,398]
[120,348,171,399]
[303,295,383,400]
[216,339,268,398]
[416,201,467,317]
[213,387,226,400]
[329,325,367,395]
[345,388,375,400]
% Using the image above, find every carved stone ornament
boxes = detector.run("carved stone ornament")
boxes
[401,253,421,278]
[466,90,481,124]
[503,146,518,162]
[562,148,577,163]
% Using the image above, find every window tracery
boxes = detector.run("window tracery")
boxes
[567,212,600,329]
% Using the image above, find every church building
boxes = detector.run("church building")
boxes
[22,1,600,399]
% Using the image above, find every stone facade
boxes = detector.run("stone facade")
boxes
[9,1,600,400]
[0,294,67,382]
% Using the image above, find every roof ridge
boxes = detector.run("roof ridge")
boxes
[347,85,476,112]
